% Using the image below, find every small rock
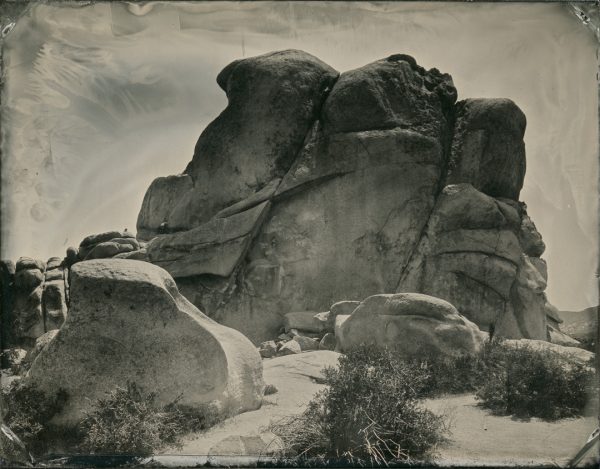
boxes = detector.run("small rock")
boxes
[313,311,332,330]
[293,335,319,351]
[110,237,141,250]
[14,269,44,291]
[113,248,148,261]
[259,340,278,358]
[284,311,329,333]
[44,269,64,282]
[319,333,337,351]
[1,348,28,373]
[85,241,134,260]
[277,333,292,341]
[334,315,351,350]
[548,327,581,348]
[15,257,45,273]
[278,340,301,356]
[23,330,59,369]
[330,300,361,319]
[264,384,278,395]
[46,257,63,271]
[79,230,134,248]
[65,247,78,266]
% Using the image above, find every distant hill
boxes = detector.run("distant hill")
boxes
[558,306,598,343]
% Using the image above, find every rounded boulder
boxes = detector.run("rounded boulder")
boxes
[338,293,484,357]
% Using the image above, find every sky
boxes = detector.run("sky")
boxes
[1,1,598,311]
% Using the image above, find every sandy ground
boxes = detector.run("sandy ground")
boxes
[149,351,598,467]
[425,394,598,467]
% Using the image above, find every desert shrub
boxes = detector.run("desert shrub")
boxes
[79,382,220,455]
[1,380,69,455]
[414,351,486,397]
[475,341,596,420]
[270,345,447,465]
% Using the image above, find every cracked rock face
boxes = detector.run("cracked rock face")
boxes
[136,50,552,344]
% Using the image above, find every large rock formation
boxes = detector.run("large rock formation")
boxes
[26,259,264,426]
[137,50,338,238]
[128,50,557,344]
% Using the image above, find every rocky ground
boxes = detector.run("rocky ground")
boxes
[143,351,597,467]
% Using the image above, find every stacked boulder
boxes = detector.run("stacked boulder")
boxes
[67,230,147,265]
[135,50,567,345]
[12,258,46,343]
[1,257,69,371]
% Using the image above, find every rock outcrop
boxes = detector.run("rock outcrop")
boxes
[337,293,484,356]
[26,259,264,426]
[136,50,338,239]
[134,50,558,345]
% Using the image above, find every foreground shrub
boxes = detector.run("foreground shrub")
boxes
[414,351,486,397]
[80,382,220,455]
[1,381,69,455]
[475,341,596,420]
[270,345,447,465]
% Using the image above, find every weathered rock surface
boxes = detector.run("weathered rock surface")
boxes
[338,293,484,356]
[398,184,548,339]
[137,50,338,237]
[147,201,270,278]
[137,174,194,240]
[321,54,456,140]
[26,259,264,426]
[447,98,526,200]
[134,50,559,345]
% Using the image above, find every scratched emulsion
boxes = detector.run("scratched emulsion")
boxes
[1,2,597,312]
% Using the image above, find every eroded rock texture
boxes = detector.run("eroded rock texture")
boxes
[135,50,556,344]
[26,259,264,426]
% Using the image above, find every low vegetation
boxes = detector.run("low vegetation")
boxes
[271,340,597,465]
[79,382,220,455]
[475,341,595,420]
[270,346,448,465]
[1,381,221,458]
[3,340,596,462]
[1,381,69,456]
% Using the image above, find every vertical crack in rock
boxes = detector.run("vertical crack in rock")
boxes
[394,85,458,292]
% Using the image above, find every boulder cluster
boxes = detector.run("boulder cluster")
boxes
[1,257,68,357]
